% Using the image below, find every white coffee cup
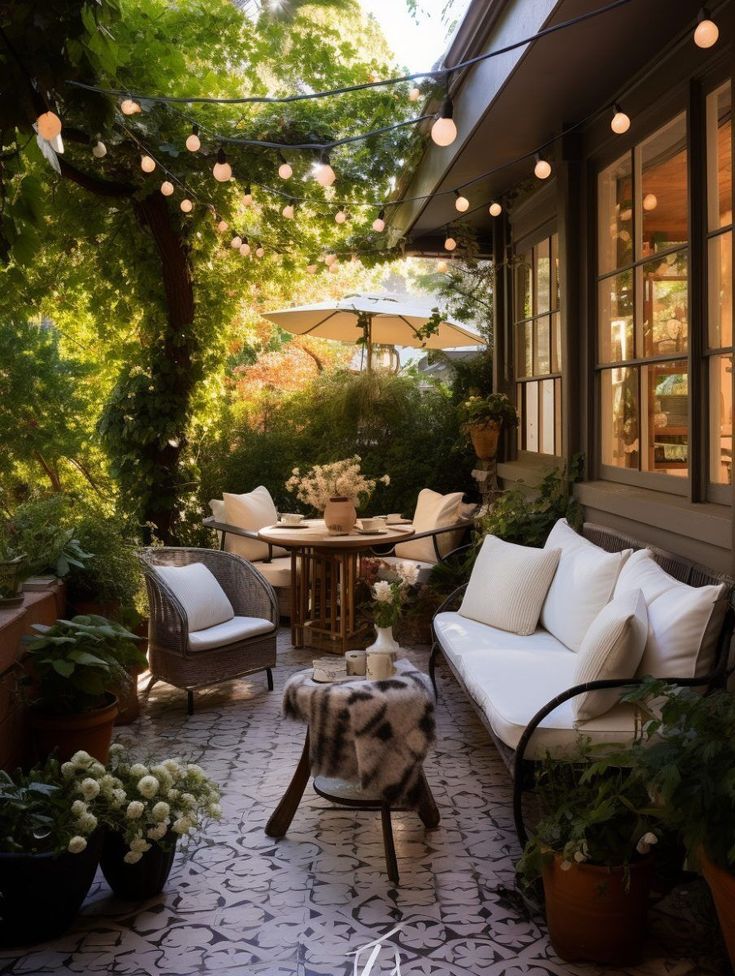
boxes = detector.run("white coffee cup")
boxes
[361,517,381,532]
[385,513,402,524]
[366,650,394,680]
[281,513,304,525]
[345,649,367,676]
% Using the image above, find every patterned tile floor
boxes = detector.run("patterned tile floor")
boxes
[0,632,728,976]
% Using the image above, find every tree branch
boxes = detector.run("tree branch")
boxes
[58,156,135,198]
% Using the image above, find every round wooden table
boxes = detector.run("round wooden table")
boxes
[258,519,414,653]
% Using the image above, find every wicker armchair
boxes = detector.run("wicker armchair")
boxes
[139,547,278,715]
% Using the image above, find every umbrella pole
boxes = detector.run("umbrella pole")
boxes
[366,316,372,372]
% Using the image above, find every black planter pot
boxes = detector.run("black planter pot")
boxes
[0,829,103,947]
[100,831,177,900]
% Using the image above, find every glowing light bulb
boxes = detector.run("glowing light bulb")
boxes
[335,210,347,224]
[186,126,201,152]
[611,105,631,135]
[160,181,174,197]
[92,140,107,159]
[324,253,337,266]
[694,9,718,48]
[217,219,229,232]
[314,155,336,187]
[408,87,421,102]
[455,193,469,213]
[534,156,552,180]
[140,155,156,173]
[120,98,140,116]
[36,111,62,140]
[231,235,242,249]
[431,99,457,147]
[437,259,448,273]
[255,245,265,258]
[372,209,386,233]
[213,148,232,182]
[444,236,457,252]
[307,263,317,274]
[278,161,293,180]
[240,241,251,256]
[643,193,658,211]
[282,204,294,219]
[489,202,502,217]
[180,198,193,213]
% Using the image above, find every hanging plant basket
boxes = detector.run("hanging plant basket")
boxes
[468,419,503,460]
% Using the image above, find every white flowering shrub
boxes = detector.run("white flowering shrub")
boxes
[286,456,389,512]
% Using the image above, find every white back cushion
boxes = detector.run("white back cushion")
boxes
[614,549,728,678]
[154,563,234,633]
[572,589,648,721]
[459,534,561,636]
[395,489,464,563]
[541,519,631,651]
[223,487,279,562]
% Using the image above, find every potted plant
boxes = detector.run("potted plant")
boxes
[286,456,390,532]
[24,614,148,762]
[517,741,661,965]
[624,680,735,966]
[0,754,105,946]
[98,744,222,900]
[458,393,518,460]
[6,495,91,580]
[0,534,26,607]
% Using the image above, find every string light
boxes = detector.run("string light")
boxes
[240,239,251,256]
[120,97,141,115]
[372,209,386,233]
[213,147,232,182]
[444,235,457,251]
[186,125,201,152]
[489,202,502,217]
[335,209,347,224]
[217,219,229,232]
[307,263,317,274]
[534,154,552,179]
[454,191,469,213]
[694,7,719,47]
[314,151,336,187]
[180,198,193,213]
[255,244,265,258]
[160,180,174,196]
[409,87,421,102]
[431,97,457,147]
[36,111,62,140]
[610,104,631,134]
[91,139,107,159]
[278,155,293,179]
[325,253,337,265]
[231,235,242,249]
[282,203,295,218]
[140,155,156,173]
[243,185,254,206]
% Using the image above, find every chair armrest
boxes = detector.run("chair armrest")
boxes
[402,522,472,562]
[138,557,189,656]
[202,516,274,561]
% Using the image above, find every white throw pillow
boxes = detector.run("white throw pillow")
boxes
[209,498,225,523]
[459,535,561,636]
[541,519,632,651]
[154,562,234,633]
[395,488,464,564]
[572,589,648,721]
[223,486,284,563]
[614,549,728,678]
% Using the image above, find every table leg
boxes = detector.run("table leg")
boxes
[416,770,440,829]
[290,550,302,648]
[381,804,400,885]
[265,732,311,838]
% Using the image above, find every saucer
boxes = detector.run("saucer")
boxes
[356,528,388,535]
[274,522,309,529]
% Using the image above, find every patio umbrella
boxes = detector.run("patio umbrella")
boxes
[262,292,484,369]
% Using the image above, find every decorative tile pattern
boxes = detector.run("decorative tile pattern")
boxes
[0,631,727,976]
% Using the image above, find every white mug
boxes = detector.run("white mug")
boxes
[361,517,381,531]
[281,513,304,525]
[345,649,367,676]
[366,650,394,680]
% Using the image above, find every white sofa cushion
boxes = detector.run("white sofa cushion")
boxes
[434,612,640,758]
[541,519,631,651]
[255,556,293,589]
[188,615,275,652]
[154,563,234,632]
[395,489,464,564]
[380,556,435,586]
[572,589,648,721]
[459,535,560,636]
[615,549,728,678]
[222,487,286,563]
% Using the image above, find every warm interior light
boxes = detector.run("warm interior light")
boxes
[92,140,107,159]
[231,235,242,249]
[314,154,336,187]
[282,204,295,219]
[610,105,631,135]
[140,155,156,173]
[489,202,502,217]
[444,236,457,252]
[120,98,141,116]
[217,219,229,232]
[278,160,293,180]
[643,193,658,211]
[372,209,386,233]
[36,111,62,140]
[213,148,232,182]
[160,181,174,196]
[454,193,469,213]
[335,210,347,224]
[186,126,201,152]
[534,155,552,180]
[694,9,719,48]
[180,198,193,213]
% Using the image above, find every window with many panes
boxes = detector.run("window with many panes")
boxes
[514,233,562,455]
[597,114,690,486]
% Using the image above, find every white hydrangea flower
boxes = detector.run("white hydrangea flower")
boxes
[573,850,587,863]
[77,812,98,833]
[130,763,149,778]
[180,793,196,809]
[147,822,169,841]
[71,750,92,767]
[130,837,151,853]
[80,778,100,800]
[71,800,87,818]
[68,836,87,854]
[396,561,420,586]
[151,765,173,788]
[137,775,159,799]
[162,759,183,777]
[172,816,192,835]
[168,788,180,802]
[126,800,145,819]
[560,859,573,871]
[152,801,170,822]
[207,802,222,818]
[61,761,75,779]
[89,761,105,778]
[111,788,127,807]
[373,580,392,603]
[123,850,143,865]
[109,743,126,757]
[186,764,205,780]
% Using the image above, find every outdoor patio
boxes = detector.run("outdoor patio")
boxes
[0,631,725,976]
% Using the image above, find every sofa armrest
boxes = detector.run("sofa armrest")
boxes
[433,583,468,618]
[202,516,275,561]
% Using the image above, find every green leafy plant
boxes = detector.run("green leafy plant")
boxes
[4,496,91,578]
[65,507,143,619]
[24,615,147,715]
[458,393,518,430]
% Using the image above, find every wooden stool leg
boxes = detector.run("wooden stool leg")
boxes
[381,805,399,885]
[416,771,440,829]
[265,733,311,838]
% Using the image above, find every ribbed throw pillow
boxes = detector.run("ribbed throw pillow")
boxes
[459,535,561,636]
[572,588,648,721]
[154,562,234,633]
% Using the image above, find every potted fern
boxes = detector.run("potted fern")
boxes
[458,393,518,460]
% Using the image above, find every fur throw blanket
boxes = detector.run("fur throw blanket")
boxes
[283,659,435,805]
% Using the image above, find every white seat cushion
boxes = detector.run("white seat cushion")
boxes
[381,556,434,585]
[434,612,640,758]
[459,534,560,636]
[222,487,287,562]
[154,563,234,632]
[254,556,293,589]
[614,549,728,678]
[188,615,275,652]
[541,519,631,651]
[395,489,464,564]
[572,589,648,721]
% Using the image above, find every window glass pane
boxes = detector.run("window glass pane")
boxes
[598,153,633,274]
[525,382,539,452]
[708,232,733,350]
[707,83,732,232]
[598,271,634,363]
[709,355,733,484]
[601,367,639,469]
[516,322,532,378]
[641,250,688,357]
[541,379,555,454]
[638,114,688,257]
[535,316,551,375]
[552,312,562,373]
[551,234,560,310]
[516,252,532,320]
[536,238,551,313]
[555,378,562,455]
[643,362,688,476]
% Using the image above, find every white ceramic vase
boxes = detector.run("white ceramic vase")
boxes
[366,625,399,656]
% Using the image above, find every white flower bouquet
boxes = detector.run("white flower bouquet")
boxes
[286,455,389,511]
[371,561,420,628]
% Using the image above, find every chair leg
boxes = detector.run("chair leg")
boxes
[187,689,194,716]
[381,805,399,885]
[428,642,440,698]
[266,667,274,691]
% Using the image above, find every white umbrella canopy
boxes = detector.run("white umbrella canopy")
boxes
[262,292,484,352]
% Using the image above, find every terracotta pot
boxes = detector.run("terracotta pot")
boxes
[31,694,119,763]
[101,831,177,900]
[115,668,141,726]
[323,496,357,533]
[469,419,502,460]
[701,849,735,966]
[542,853,654,965]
